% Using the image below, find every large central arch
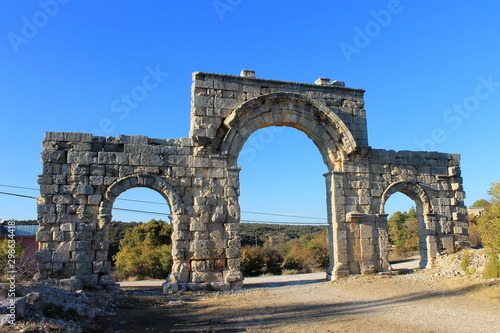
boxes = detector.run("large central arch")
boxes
[214,92,359,280]
[215,92,358,172]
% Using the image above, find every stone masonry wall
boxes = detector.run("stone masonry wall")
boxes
[36,70,469,289]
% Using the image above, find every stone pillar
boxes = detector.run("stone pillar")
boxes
[324,172,334,279]
[376,214,390,272]
[224,167,243,288]
[422,213,438,269]
[346,212,379,274]
[327,171,350,279]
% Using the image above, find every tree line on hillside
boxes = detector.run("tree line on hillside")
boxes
[108,214,420,280]
[239,223,327,247]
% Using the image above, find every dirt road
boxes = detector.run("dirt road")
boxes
[98,269,500,333]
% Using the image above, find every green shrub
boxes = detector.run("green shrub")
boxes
[387,208,419,255]
[113,219,172,280]
[42,303,80,322]
[483,252,500,279]
[461,251,474,275]
[240,245,265,276]
[477,182,500,253]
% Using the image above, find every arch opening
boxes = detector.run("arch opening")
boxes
[381,181,434,269]
[107,187,173,281]
[97,174,186,283]
[384,192,421,270]
[238,126,330,281]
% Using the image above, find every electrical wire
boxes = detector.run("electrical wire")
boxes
[0,192,37,200]
[240,219,323,225]
[109,197,327,220]
[113,207,168,216]
[241,211,325,220]
[0,185,38,191]
[0,186,327,224]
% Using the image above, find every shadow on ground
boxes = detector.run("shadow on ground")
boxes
[243,277,326,289]
[168,283,488,332]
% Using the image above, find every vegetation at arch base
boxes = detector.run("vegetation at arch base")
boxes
[240,230,329,277]
[387,207,419,255]
[476,181,500,278]
[113,219,172,280]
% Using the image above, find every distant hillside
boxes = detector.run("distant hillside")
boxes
[14,219,327,261]
[4,220,38,225]
[239,223,327,247]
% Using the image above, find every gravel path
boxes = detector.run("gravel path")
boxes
[111,267,499,332]
[118,259,420,288]
[187,272,500,332]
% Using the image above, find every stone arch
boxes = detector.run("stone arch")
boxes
[215,92,358,172]
[380,180,432,215]
[98,173,185,225]
[379,180,435,269]
[96,173,187,282]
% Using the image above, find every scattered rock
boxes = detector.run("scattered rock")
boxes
[59,276,83,292]
[13,279,117,332]
[0,314,11,326]
[0,296,25,317]
[162,282,178,294]
[77,289,89,302]
[433,250,491,278]
[25,292,43,311]
[100,274,116,286]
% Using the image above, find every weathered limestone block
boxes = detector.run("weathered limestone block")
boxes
[99,274,115,286]
[67,151,97,164]
[92,261,112,274]
[52,251,70,263]
[58,276,83,292]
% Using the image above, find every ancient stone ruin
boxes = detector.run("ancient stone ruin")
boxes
[36,70,468,290]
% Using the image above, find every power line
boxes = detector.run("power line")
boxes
[118,198,326,220]
[113,207,169,216]
[242,211,326,220]
[114,196,327,220]
[0,192,37,200]
[117,198,167,206]
[0,187,327,224]
[0,185,38,191]
[240,219,324,225]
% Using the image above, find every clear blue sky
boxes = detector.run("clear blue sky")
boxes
[1,1,499,224]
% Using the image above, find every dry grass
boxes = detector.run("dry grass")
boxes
[388,250,419,263]
[442,277,500,302]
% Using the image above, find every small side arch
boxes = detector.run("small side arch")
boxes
[379,180,435,269]
[95,173,187,283]
[380,180,432,215]
[98,173,185,227]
